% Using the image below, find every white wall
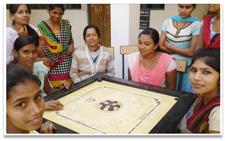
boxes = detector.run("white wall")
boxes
[111,4,130,78]
[129,4,140,45]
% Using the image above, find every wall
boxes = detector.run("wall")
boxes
[111,4,130,78]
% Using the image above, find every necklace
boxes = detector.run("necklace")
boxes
[174,21,190,37]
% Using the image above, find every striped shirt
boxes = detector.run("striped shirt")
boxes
[70,45,115,83]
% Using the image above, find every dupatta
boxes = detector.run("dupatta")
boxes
[37,19,72,69]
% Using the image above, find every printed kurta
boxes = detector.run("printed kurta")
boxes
[37,19,73,88]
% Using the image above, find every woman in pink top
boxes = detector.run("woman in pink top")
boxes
[128,28,177,89]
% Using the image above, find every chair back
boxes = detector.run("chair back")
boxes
[120,45,139,78]
[105,47,114,60]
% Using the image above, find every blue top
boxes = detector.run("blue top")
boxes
[170,15,200,22]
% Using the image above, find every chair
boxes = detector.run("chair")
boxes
[120,45,139,79]
[175,60,187,91]
[105,47,114,60]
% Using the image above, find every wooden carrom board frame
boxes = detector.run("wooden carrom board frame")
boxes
[44,74,196,134]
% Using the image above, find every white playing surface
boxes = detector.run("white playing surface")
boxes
[44,81,177,134]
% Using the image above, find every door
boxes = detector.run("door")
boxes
[89,4,111,47]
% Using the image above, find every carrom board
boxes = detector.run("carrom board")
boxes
[44,74,196,134]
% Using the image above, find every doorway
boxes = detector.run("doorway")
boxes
[89,4,111,47]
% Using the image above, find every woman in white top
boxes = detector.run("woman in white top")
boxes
[159,4,201,93]
[11,35,64,111]
[6,4,49,66]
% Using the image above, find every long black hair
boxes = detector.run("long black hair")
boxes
[138,28,160,51]
[191,48,220,73]
[14,35,36,51]
[8,4,40,47]
[7,64,41,100]
[12,35,36,64]
[8,4,31,25]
